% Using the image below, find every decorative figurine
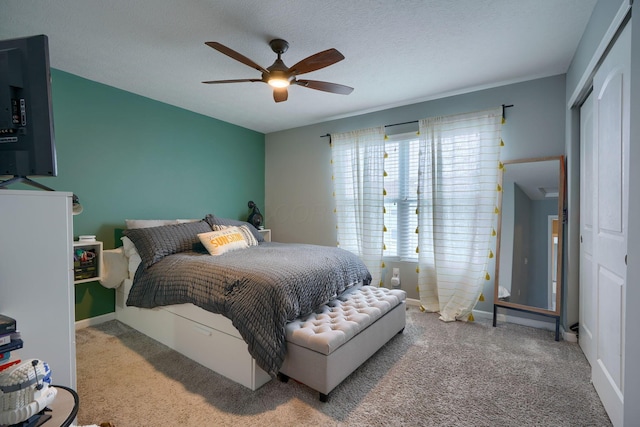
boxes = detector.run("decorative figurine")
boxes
[247,201,264,229]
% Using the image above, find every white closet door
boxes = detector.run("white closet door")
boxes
[579,91,595,366]
[591,23,630,427]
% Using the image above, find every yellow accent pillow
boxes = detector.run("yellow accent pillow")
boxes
[211,224,258,246]
[198,227,249,256]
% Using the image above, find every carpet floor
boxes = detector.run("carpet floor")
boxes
[75,306,611,426]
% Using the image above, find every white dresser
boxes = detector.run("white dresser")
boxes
[0,190,76,388]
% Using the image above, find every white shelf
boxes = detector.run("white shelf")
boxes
[73,241,103,284]
[258,229,271,242]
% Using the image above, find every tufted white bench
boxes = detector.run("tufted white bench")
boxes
[278,285,406,401]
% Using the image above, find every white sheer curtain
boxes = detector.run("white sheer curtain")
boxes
[417,108,503,321]
[331,127,386,286]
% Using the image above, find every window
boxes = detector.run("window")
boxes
[383,132,420,261]
[332,107,503,319]
[383,128,495,261]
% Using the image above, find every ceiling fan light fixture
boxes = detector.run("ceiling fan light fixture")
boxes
[268,77,290,88]
[204,39,353,102]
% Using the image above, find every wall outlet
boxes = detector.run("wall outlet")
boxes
[391,268,401,289]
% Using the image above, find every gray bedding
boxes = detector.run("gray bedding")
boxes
[126,242,371,377]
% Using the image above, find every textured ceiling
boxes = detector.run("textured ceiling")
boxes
[0,0,596,134]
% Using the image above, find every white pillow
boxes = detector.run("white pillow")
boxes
[198,227,249,256]
[121,236,142,279]
[125,219,177,229]
[121,236,137,258]
[99,248,128,289]
[211,224,259,246]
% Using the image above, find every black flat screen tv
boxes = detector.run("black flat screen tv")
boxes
[0,34,57,189]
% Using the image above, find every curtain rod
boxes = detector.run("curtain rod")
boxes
[320,104,514,139]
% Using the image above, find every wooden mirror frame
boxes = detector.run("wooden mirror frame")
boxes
[492,155,565,341]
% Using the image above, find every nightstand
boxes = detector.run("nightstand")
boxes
[258,229,271,242]
[73,240,103,284]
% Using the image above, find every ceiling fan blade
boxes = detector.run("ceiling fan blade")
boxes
[273,88,288,103]
[202,79,263,84]
[295,80,354,95]
[289,48,345,75]
[205,42,269,74]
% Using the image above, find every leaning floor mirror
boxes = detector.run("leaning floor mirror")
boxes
[492,156,565,341]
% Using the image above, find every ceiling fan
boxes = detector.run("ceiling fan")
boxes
[202,39,354,103]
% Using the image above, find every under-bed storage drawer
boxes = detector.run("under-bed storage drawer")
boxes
[170,312,270,390]
[115,301,271,391]
[164,304,241,339]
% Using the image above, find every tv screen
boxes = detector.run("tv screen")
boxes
[0,34,57,185]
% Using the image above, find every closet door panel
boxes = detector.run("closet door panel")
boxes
[596,266,623,387]
[579,92,595,365]
[590,22,630,427]
[597,72,624,234]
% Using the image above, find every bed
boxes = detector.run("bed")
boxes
[102,215,372,390]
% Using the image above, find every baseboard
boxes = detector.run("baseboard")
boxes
[473,309,558,332]
[562,329,578,343]
[86,295,566,337]
[472,309,496,321]
[476,310,577,342]
[84,300,575,342]
[406,297,420,307]
[405,304,565,337]
[404,305,502,322]
[75,312,116,330]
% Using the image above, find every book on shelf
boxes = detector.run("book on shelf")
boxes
[0,314,16,335]
[0,351,11,361]
[0,333,10,346]
[0,330,20,347]
[0,354,21,372]
[0,338,23,354]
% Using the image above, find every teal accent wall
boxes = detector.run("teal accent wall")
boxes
[26,70,265,320]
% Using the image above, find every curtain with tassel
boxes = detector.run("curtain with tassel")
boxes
[417,107,503,321]
[331,127,386,286]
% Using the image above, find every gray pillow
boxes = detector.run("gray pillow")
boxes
[204,214,264,243]
[123,220,212,269]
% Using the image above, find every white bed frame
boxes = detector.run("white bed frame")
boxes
[110,225,396,394]
[115,279,272,390]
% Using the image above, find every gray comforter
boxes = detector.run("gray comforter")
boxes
[126,242,371,377]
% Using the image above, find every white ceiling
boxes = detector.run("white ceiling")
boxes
[0,0,596,134]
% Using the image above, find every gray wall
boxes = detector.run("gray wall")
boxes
[265,75,566,311]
